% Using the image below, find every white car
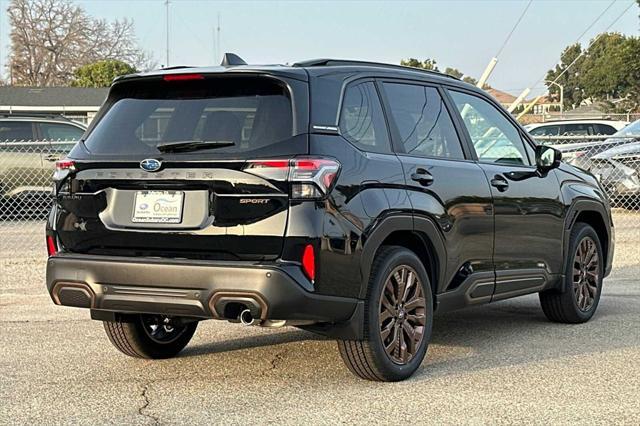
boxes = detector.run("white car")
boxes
[524,119,628,138]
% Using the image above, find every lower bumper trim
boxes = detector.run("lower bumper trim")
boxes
[46,254,358,323]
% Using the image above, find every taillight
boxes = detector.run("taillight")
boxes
[301,244,315,282]
[290,159,340,199]
[46,235,58,257]
[243,157,340,199]
[55,158,75,171]
[163,73,204,81]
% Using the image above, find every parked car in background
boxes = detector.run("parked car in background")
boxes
[0,114,86,218]
[525,119,628,138]
[0,114,87,141]
[586,121,640,209]
[529,119,637,168]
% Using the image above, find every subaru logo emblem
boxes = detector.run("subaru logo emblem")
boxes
[140,159,162,172]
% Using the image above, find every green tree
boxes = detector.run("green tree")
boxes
[462,75,478,86]
[401,58,480,85]
[400,58,439,71]
[580,33,640,112]
[443,67,463,79]
[71,60,137,87]
[546,33,640,112]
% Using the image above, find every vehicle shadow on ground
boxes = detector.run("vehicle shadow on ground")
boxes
[180,271,639,381]
[181,328,324,357]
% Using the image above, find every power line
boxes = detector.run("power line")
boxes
[495,0,533,58]
[574,0,617,43]
[546,1,635,87]
[518,0,635,118]
[531,0,619,88]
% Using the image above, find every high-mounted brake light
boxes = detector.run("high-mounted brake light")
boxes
[46,235,58,257]
[55,159,75,171]
[163,73,205,82]
[301,244,316,282]
[243,157,340,199]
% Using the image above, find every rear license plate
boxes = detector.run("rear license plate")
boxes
[132,191,184,223]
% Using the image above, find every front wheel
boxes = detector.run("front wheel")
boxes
[539,222,604,323]
[338,246,433,381]
[103,314,198,359]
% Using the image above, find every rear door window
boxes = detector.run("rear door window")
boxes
[529,125,560,136]
[382,82,464,159]
[83,76,296,157]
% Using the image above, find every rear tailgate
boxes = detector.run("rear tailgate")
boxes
[53,73,309,260]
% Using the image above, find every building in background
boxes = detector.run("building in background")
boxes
[484,88,517,110]
[0,87,108,124]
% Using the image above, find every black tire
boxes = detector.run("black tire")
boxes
[539,222,604,324]
[338,246,433,381]
[103,315,198,359]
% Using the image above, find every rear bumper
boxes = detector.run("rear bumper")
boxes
[46,254,359,324]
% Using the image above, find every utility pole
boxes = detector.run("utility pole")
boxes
[507,88,531,113]
[165,0,170,67]
[477,57,498,89]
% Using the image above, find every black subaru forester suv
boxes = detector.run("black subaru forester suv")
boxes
[46,57,614,381]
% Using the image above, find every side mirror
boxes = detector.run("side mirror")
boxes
[535,145,561,172]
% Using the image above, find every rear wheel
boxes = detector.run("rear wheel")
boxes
[539,223,604,323]
[338,246,433,381]
[103,314,198,359]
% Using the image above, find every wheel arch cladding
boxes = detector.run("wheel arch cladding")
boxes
[377,231,438,301]
[563,199,612,282]
[360,215,445,301]
[574,210,609,268]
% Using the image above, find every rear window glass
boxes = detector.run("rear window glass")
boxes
[83,77,295,156]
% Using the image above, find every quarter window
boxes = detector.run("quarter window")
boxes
[39,123,85,141]
[561,123,594,136]
[339,82,391,154]
[383,83,464,159]
[449,91,530,165]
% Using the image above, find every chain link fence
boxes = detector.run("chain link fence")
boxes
[0,141,72,260]
[1,136,639,265]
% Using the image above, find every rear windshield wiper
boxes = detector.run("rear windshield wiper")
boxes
[156,140,235,153]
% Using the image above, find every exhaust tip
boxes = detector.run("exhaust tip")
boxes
[239,309,256,326]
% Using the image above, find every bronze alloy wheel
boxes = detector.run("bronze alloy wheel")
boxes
[573,236,600,312]
[379,265,427,364]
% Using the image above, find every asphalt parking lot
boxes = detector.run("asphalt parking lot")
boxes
[1,221,639,424]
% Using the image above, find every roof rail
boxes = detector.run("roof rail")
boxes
[292,59,460,80]
[0,112,73,121]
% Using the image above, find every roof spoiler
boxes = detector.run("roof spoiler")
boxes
[221,53,247,66]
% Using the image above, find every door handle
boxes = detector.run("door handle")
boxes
[411,168,434,186]
[490,175,509,192]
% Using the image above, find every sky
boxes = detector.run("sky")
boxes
[0,0,638,96]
